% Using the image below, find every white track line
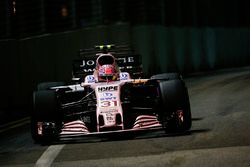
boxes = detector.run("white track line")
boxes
[0,117,30,128]
[35,144,65,167]
[0,117,30,133]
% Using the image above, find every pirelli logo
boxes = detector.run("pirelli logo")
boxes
[98,86,118,92]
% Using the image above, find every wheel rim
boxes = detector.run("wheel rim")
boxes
[176,109,184,125]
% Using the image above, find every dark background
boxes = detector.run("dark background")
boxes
[0,0,249,37]
[0,0,249,116]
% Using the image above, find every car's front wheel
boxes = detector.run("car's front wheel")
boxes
[31,90,62,144]
[159,79,192,132]
[151,73,181,80]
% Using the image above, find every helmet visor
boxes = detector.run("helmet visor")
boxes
[97,55,115,66]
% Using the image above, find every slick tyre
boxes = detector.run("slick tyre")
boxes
[151,73,181,80]
[31,90,61,144]
[159,80,191,132]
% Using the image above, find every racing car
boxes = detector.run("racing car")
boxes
[31,44,192,143]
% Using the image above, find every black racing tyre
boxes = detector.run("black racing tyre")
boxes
[37,82,65,91]
[150,73,181,80]
[31,90,61,144]
[159,79,191,132]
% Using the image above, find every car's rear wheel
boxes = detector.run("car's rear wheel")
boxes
[159,79,191,132]
[31,90,62,144]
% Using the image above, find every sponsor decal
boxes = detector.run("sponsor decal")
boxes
[100,92,116,101]
[83,68,94,73]
[100,97,117,101]
[100,108,118,113]
[98,86,118,92]
[77,56,137,74]
[106,116,114,121]
[117,57,134,63]
[120,73,129,80]
[78,59,96,73]
[86,75,95,82]
[80,60,95,67]
[106,113,113,117]
[80,56,135,68]
[103,92,113,97]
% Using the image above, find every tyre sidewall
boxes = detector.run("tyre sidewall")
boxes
[151,73,181,80]
[159,79,191,132]
[31,90,61,143]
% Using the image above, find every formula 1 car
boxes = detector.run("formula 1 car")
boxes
[31,45,191,143]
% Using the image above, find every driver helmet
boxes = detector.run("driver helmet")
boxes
[95,54,119,81]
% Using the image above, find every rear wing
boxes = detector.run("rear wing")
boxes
[72,44,142,79]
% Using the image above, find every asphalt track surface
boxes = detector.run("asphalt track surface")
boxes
[0,67,250,167]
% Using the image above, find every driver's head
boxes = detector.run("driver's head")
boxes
[95,54,119,81]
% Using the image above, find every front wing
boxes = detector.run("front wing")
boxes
[60,115,163,138]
